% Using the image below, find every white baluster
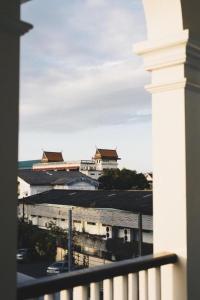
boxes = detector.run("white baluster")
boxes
[73,286,88,300]
[160,264,175,300]
[90,282,100,300]
[128,273,138,300]
[139,270,148,300]
[113,275,128,300]
[44,294,54,300]
[60,289,70,300]
[148,267,161,300]
[103,279,113,300]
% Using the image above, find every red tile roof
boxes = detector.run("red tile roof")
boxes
[42,151,64,162]
[94,149,120,160]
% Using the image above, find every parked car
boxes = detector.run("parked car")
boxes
[16,248,34,262]
[46,261,69,275]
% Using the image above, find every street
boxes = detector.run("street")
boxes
[17,261,50,278]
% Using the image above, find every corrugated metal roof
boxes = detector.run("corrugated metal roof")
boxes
[20,189,152,214]
[18,169,98,186]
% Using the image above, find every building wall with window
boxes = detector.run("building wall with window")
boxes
[18,203,153,244]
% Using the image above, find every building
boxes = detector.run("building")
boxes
[144,172,153,189]
[4,1,200,299]
[41,151,64,163]
[93,148,120,171]
[32,148,120,179]
[18,189,153,260]
[18,160,40,170]
[18,170,99,198]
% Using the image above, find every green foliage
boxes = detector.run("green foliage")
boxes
[98,168,150,190]
[18,219,57,261]
[48,221,67,248]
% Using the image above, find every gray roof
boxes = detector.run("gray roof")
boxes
[20,189,152,214]
[18,169,98,187]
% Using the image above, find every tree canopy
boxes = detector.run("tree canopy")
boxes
[98,168,150,190]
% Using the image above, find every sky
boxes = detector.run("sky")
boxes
[19,0,152,172]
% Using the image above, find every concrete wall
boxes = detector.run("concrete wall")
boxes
[19,203,153,245]
[19,204,153,231]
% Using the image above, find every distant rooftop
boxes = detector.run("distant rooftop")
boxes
[20,189,152,215]
[18,160,40,169]
[42,151,64,163]
[94,148,120,160]
[18,169,98,187]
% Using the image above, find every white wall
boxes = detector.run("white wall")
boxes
[18,177,31,198]
[54,182,96,190]
[18,179,97,198]
[80,170,103,180]
[95,159,118,171]
[31,185,53,195]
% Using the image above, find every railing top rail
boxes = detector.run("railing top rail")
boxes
[17,252,177,300]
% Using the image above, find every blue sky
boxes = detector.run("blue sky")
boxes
[19,0,152,172]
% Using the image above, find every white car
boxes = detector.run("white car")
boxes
[46,261,69,275]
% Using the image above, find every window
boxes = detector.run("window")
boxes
[87,221,96,225]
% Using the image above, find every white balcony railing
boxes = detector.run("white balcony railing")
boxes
[17,252,177,300]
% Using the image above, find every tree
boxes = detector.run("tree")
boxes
[18,219,57,261]
[98,168,150,190]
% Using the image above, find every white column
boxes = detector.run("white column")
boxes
[113,276,128,300]
[128,273,138,300]
[148,267,161,300]
[90,282,100,300]
[139,270,148,300]
[73,286,88,300]
[103,279,113,300]
[44,294,54,300]
[60,289,70,300]
[135,25,200,299]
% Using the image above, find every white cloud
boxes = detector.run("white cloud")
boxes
[20,0,151,171]
[20,58,150,133]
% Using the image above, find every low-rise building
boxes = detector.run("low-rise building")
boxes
[144,172,153,189]
[18,170,98,198]
[18,190,153,260]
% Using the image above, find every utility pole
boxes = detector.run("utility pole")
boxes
[22,197,25,223]
[138,212,143,256]
[68,209,72,272]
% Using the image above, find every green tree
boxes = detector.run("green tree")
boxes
[18,219,57,261]
[98,168,150,190]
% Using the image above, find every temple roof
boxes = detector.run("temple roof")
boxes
[94,149,120,160]
[42,151,64,162]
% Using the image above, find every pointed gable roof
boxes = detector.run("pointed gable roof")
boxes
[42,151,64,163]
[94,148,120,160]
